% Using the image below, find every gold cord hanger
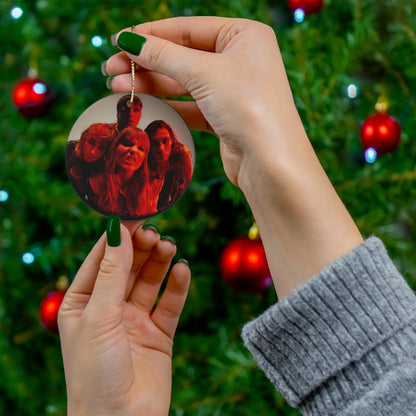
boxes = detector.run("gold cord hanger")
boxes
[129,25,137,106]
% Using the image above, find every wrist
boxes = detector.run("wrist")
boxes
[236,114,363,298]
[237,106,310,195]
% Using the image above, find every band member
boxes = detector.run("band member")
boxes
[89,126,157,219]
[145,120,192,211]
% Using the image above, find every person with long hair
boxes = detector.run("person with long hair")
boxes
[145,120,192,212]
[89,126,157,219]
[66,122,115,202]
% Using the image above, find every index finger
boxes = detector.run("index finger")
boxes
[105,16,230,76]
[127,16,232,52]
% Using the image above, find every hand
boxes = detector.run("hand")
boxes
[58,221,191,416]
[105,17,363,299]
[105,17,300,187]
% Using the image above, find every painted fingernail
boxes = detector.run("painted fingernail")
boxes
[178,258,189,266]
[142,223,159,233]
[101,60,108,76]
[117,32,147,55]
[161,235,176,245]
[111,33,118,46]
[107,215,121,247]
[106,76,114,90]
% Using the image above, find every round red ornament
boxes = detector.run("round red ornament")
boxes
[13,77,52,118]
[287,0,324,15]
[220,237,272,293]
[40,290,66,333]
[360,112,401,155]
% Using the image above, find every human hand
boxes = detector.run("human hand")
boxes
[104,17,362,299]
[58,218,191,416]
[104,17,363,299]
[104,17,303,187]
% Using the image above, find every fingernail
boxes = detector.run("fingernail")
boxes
[142,223,160,233]
[111,33,118,46]
[107,215,121,247]
[117,32,147,55]
[101,60,108,76]
[161,235,176,245]
[106,76,114,90]
[178,258,189,266]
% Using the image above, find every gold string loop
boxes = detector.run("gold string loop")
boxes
[129,25,137,105]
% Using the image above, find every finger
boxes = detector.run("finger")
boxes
[107,16,230,78]
[165,100,214,133]
[132,16,232,52]
[128,238,177,313]
[115,30,211,93]
[151,261,191,339]
[124,225,161,298]
[122,220,144,236]
[62,232,107,302]
[110,72,189,97]
[108,66,211,131]
[104,51,135,75]
[88,223,133,309]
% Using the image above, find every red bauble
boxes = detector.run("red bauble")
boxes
[220,237,272,293]
[287,0,324,14]
[360,112,401,155]
[13,77,52,118]
[40,290,66,333]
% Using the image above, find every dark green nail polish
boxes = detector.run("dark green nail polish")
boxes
[117,32,147,55]
[106,76,114,90]
[143,223,160,233]
[100,60,108,76]
[161,235,176,245]
[107,215,121,247]
[178,258,189,266]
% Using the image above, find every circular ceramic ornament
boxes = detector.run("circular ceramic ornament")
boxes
[66,92,195,221]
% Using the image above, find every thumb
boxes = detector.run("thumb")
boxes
[88,216,133,310]
[116,31,208,93]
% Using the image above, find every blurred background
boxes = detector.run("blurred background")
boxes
[1,0,416,414]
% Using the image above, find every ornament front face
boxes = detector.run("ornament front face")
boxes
[66,93,195,221]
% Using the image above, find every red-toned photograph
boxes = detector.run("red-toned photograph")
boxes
[66,93,194,220]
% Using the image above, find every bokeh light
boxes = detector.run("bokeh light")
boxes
[365,147,377,164]
[91,35,103,47]
[10,7,23,19]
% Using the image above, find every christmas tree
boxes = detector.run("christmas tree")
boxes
[1,0,416,414]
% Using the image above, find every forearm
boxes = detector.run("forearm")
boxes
[238,108,363,299]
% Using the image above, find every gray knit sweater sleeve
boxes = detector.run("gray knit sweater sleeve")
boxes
[241,237,416,415]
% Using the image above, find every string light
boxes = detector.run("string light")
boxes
[0,190,8,202]
[347,83,358,99]
[10,7,23,19]
[33,82,47,94]
[22,252,35,264]
[91,35,103,47]
[294,8,305,23]
[365,147,377,164]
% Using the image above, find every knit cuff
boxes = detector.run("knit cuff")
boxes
[241,237,416,409]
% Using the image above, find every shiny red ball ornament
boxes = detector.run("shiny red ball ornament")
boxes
[360,112,401,155]
[40,290,66,333]
[13,77,52,118]
[287,0,324,15]
[220,237,272,293]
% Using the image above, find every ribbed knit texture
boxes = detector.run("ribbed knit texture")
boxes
[241,237,416,415]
